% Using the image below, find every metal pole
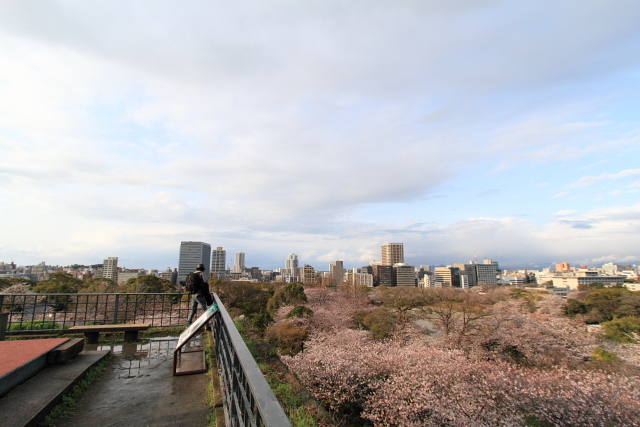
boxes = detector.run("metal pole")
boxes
[113,294,120,324]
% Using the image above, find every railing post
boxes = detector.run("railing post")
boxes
[112,294,120,324]
[0,312,8,341]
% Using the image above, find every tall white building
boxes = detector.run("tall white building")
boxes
[381,243,404,266]
[178,242,211,285]
[211,247,226,279]
[602,262,620,276]
[233,252,245,274]
[285,253,299,277]
[103,257,118,282]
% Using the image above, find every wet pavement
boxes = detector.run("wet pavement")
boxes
[56,335,211,427]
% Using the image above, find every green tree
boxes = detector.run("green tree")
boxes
[577,282,605,291]
[601,317,640,343]
[33,273,83,293]
[564,299,588,317]
[216,281,273,317]
[80,277,117,293]
[286,306,314,319]
[266,282,307,316]
[0,277,36,290]
[585,288,632,322]
[614,293,640,318]
[351,307,397,339]
[122,275,174,293]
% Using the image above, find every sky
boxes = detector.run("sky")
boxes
[1,1,639,271]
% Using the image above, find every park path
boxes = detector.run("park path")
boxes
[56,336,210,427]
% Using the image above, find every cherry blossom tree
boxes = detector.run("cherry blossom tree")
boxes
[276,287,640,425]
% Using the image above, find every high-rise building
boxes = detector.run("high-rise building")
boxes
[372,264,393,287]
[462,264,478,288]
[381,243,404,266]
[329,261,345,286]
[211,247,226,279]
[301,264,316,285]
[285,254,299,277]
[434,267,453,286]
[475,263,498,285]
[393,263,416,286]
[178,241,211,285]
[103,257,118,282]
[233,252,245,274]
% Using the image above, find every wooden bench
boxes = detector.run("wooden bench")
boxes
[68,324,151,344]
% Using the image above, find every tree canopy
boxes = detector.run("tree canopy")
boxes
[122,275,174,293]
[33,273,83,293]
[266,282,307,315]
[79,277,117,293]
[0,277,35,290]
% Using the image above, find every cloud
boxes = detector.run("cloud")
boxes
[555,210,577,216]
[568,168,640,188]
[0,2,640,269]
[611,189,638,196]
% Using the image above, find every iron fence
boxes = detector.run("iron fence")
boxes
[0,293,192,334]
[212,293,292,427]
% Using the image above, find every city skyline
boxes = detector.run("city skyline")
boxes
[1,2,639,270]
[1,241,639,273]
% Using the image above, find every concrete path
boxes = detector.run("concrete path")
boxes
[0,350,110,427]
[56,336,211,427]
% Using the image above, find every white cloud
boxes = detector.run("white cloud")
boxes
[568,168,640,188]
[0,1,640,268]
[555,210,577,216]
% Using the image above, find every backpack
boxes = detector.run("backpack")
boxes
[185,271,203,294]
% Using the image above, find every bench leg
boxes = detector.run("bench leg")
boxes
[124,330,139,343]
[85,332,99,344]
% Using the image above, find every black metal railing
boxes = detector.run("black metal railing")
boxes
[0,293,191,334]
[212,293,291,427]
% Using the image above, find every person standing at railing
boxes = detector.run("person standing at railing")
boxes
[185,263,213,331]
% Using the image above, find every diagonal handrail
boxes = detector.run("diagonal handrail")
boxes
[212,293,292,427]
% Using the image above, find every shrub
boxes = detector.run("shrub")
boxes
[602,317,640,343]
[267,282,307,316]
[351,307,396,339]
[217,281,273,317]
[266,321,308,356]
[249,310,273,334]
[591,347,619,362]
[286,306,313,319]
[9,321,63,331]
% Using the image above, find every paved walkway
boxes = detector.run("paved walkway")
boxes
[56,336,211,427]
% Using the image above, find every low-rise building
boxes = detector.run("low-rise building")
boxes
[537,270,626,290]
[117,271,141,286]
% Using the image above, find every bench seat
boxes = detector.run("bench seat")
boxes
[68,324,151,344]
